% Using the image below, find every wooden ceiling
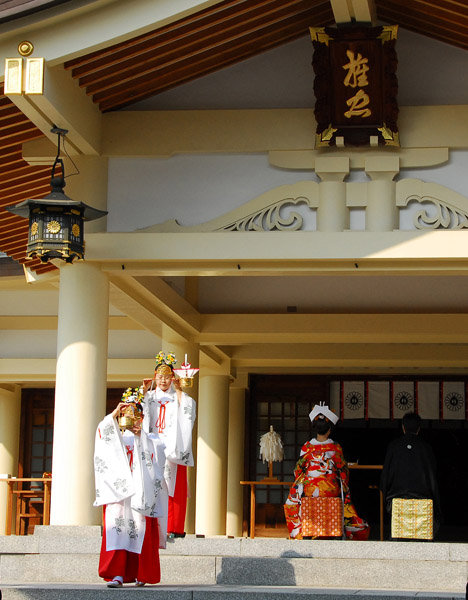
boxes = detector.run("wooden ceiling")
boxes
[0,84,57,274]
[1,0,468,272]
[64,0,334,112]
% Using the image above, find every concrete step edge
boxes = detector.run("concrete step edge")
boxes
[0,584,465,600]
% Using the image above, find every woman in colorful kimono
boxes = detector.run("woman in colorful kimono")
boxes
[284,403,369,540]
[94,390,168,588]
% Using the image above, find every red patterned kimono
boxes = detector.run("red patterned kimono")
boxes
[284,438,369,540]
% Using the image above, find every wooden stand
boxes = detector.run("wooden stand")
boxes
[262,461,280,482]
[0,477,52,535]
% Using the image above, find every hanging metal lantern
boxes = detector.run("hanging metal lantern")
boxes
[6,128,107,263]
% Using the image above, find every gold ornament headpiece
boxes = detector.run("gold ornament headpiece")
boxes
[156,364,173,377]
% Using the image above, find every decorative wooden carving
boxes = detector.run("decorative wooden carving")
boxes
[409,197,468,230]
[310,25,399,148]
[220,197,311,231]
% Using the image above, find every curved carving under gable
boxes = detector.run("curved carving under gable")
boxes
[219,197,311,231]
[396,179,468,231]
[137,181,320,233]
[409,196,468,230]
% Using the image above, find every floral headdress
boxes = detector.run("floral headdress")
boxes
[154,351,177,372]
[121,386,144,411]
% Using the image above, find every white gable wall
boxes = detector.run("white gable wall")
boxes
[108,29,468,233]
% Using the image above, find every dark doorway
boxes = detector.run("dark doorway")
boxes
[247,375,468,542]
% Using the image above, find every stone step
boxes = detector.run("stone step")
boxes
[0,528,467,595]
[0,584,465,600]
[3,553,466,592]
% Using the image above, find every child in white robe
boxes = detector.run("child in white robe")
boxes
[94,400,168,587]
[142,352,196,538]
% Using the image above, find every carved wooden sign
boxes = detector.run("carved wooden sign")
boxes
[310,25,399,148]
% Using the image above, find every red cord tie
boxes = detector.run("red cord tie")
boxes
[126,445,134,470]
[155,400,169,433]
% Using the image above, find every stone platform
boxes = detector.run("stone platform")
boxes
[0,526,466,599]
[0,584,465,600]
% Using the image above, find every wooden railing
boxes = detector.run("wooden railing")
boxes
[0,477,52,535]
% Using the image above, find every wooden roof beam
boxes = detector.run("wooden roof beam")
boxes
[331,0,376,24]
[6,64,102,156]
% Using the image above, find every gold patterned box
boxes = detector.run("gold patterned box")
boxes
[301,496,343,537]
[391,498,433,540]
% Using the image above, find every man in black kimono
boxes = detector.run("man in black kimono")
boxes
[380,412,441,536]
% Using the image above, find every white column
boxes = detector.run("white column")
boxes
[195,371,229,536]
[226,378,246,538]
[0,385,21,534]
[365,156,400,231]
[50,261,109,526]
[161,325,199,534]
[316,157,350,232]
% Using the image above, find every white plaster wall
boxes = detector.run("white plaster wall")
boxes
[1,330,162,359]
[0,331,57,358]
[107,150,468,232]
[109,24,468,232]
[197,275,468,314]
[0,290,59,315]
[398,150,468,230]
[107,331,162,359]
[107,154,315,231]
[0,289,124,316]
[0,287,158,360]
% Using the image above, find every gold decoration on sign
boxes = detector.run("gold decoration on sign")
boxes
[344,89,372,118]
[377,124,399,147]
[72,224,80,237]
[30,222,38,236]
[378,25,398,43]
[320,125,337,142]
[18,41,34,56]
[315,124,338,147]
[309,27,332,46]
[47,220,61,234]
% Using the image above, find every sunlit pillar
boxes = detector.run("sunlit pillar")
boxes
[226,374,247,537]
[365,156,400,231]
[0,385,21,534]
[195,361,230,536]
[50,261,109,526]
[316,157,350,231]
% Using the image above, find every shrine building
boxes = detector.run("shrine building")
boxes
[0,0,468,543]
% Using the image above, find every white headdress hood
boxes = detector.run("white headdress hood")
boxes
[309,402,338,425]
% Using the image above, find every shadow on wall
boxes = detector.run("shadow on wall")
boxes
[216,556,296,585]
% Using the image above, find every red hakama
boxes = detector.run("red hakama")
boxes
[168,464,187,534]
[99,509,161,584]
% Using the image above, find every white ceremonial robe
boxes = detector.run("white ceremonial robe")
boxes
[143,384,196,497]
[94,414,168,552]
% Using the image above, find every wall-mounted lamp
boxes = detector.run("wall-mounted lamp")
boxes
[7,127,107,263]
